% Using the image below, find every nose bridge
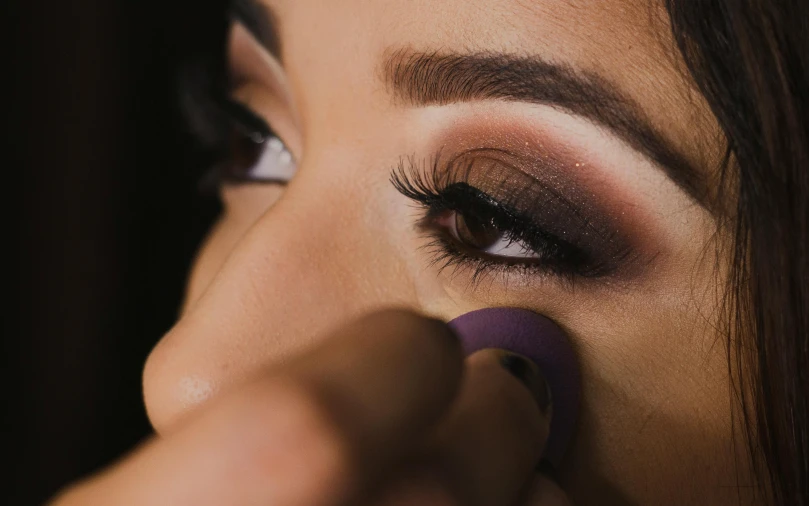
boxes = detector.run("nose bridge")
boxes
[143,157,415,432]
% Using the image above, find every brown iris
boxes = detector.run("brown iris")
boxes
[455,211,503,250]
[219,98,270,179]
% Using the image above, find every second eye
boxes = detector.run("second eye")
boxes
[219,99,296,184]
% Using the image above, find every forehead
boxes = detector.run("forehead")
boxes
[274,0,676,84]
[268,0,719,170]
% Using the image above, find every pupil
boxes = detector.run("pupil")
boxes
[226,127,265,177]
[456,212,502,249]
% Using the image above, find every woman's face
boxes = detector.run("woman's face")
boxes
[143,0,755,504]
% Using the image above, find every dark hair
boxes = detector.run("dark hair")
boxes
[666,1,809,504]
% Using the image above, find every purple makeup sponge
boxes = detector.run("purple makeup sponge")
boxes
[448,307,580,468]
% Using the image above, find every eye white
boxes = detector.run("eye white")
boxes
[246,136,296,182]
[446,211,540,259]
[481,235,539,259]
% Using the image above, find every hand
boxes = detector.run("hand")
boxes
[52,309,571,505]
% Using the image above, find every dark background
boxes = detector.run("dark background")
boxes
[10,1,225,503]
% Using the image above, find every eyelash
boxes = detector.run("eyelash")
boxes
[390,155,629,285]
[197,98,295,192]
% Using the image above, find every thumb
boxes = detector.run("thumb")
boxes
[518,474,574,506]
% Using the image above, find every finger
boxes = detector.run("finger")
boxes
[516,474,573,506]
[52,309,464,506]
[373,349,551,506]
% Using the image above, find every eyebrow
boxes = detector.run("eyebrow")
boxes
[230,0,282,62]
[383,49,711,210]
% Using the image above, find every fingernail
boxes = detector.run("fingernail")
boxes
[500,352,552,414]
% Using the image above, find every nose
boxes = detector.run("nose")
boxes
[142,162,416,433]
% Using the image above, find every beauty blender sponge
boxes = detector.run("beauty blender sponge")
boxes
[448,307,580,468]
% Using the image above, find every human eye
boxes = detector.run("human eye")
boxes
[201,98,296,188]
[434,185,542,261]
[391,149,638,285]
[182,13,298,193]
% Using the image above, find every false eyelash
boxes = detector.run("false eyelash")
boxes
[390,153,630,286]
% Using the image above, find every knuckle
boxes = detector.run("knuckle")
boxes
[47,473,108,506]
[525,475,573,506]
[242,380,358,498]
[48,483,86,506]
[384,310,462,364]
[362,309,459,350]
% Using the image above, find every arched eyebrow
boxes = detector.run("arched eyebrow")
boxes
[382,49,713,211]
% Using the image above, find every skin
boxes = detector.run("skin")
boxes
[55,0,761,504]
[57,312,560,505]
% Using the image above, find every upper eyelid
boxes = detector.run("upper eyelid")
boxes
[230,0,283,63]
[227,23,304,155]
[228,23,289,93]
[381,49,714,213]
[428,149,611,238]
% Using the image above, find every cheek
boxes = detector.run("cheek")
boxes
[559,264,744,504]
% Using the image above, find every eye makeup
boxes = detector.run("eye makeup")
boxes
[391,144,643,286]
[198,15,658,292]
[388,104,668,290]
